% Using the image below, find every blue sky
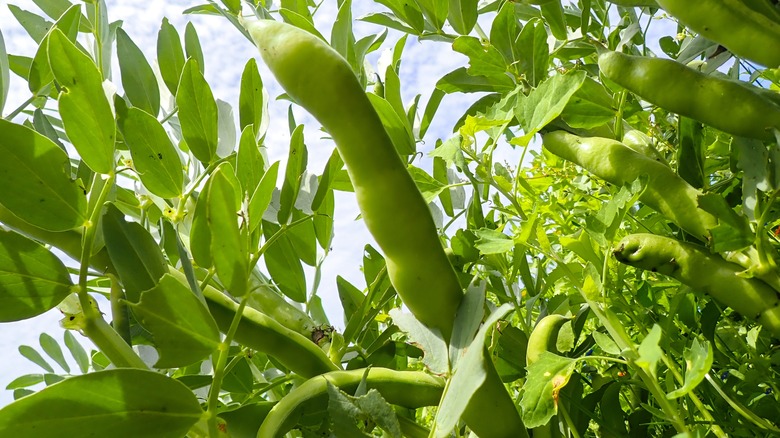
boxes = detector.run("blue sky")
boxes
[0,0,487,405]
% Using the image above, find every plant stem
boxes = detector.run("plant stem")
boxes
[76,173,146,368]
[207,293,249,437]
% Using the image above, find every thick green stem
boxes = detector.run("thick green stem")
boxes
[207,294,249,437]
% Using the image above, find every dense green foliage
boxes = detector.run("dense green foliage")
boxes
[1,1,780,437]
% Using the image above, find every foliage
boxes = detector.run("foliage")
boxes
[1,0,780,437]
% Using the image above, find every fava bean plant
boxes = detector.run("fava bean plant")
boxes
[1,0,780,437]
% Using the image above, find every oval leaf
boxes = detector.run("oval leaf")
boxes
[102,203,167,303]
[0,230,73,322]
[0,369,203,438]
[208,165,248,296]
[48,29,115,174]
[176,58,218,164]
[122,107,183,198]
[0,119,86,231]
[116,27,160,116]
[128,273,220,368]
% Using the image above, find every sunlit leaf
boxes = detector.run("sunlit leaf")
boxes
[0,119,86,231]
[176,58,218,164]
[128,274,220,368]
[0,369,203,438]
[122,107,183,198]
[0,230,73,322]
[48,29,115,174]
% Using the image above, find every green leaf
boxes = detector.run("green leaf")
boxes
[416,0,449,30]
[8,6,52,43]
[447,0,478,35]
[474,228,514,254]
[176,58,218,164]
[540,1,567,40]
[48,29,115,174]
[337,275,364,326]
[389,308,448,374]
[327,382,372,438]
[122,107,183,198]
[515,18,549,87]
[248,161,280,233]
[359,13,418,35]
[452,36,507,78]
[515,70,587,143]
[636,324,663,379]
[39,333,69,373]
[64,331,89,374]
[312,148,344,212]
[220,0,241,13]
[434,303,514,437]
[216,99,236,157]
[238,58,266,137]
[677,117,705,189]
[367,93,416,155]
[220,402,275,438]
[28,5,81,95]
[278,125,307,224]
[31,0,91,32]
[667,338,713,399]
[184,22,205,74]
[0,120,86,231]
[314,189,334,250]
[449,282,485,367]
[0,230,73,322]
[0,369,203,438]
[331,0,357,71]
[436,67,515,94]
[190,184,213,268]
[18,345,54,373]
[0,29,9,116]
[156,18,185,96]
[560,77,616,129]
[6,374,44,390]
[262,221,307,303]
[735,136,769,221]
[407,165,446,204]
[592,331,621,355]
[128,273,220,368]
[519,351,577,428]
[116,27,160,116]
[236,125,265,199]
[32,109,66,151]
[287,210,317,267]
[329,384,403,438]
[208,164,248,296]
[490,2,521,65]
[102,203,167,303]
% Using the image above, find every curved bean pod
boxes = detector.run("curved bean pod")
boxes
[542,131,717,240]
[257,368,445,438]
[614,233,780,337]
[598,50,780,140]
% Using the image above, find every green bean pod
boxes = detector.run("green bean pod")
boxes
[243,19,462,340]
[168,269,340,379]
[655,0,780,68]
[526,315,570,366]
[614,233,780,337]
[598,51,780,141]
[607,0,658,7]
[245,19,526,438]
[525,315,570,438]
[542,131,717,240]
[256,368,445,438]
